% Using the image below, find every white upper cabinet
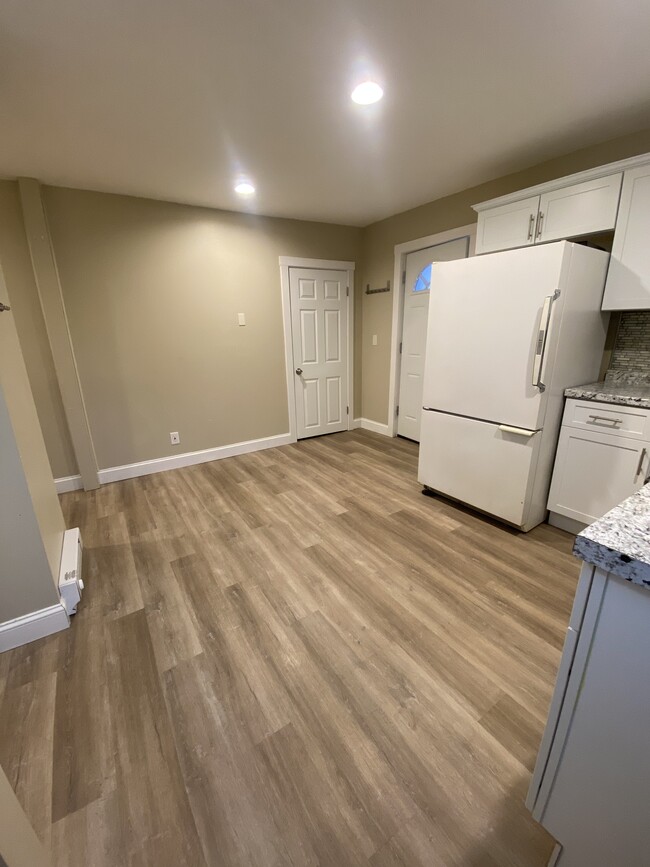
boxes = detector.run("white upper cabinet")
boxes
[537,174,622,244]
[473,153,650,306]
[475,196,539,255]
[475,174,622,255]
[602,164,650,310]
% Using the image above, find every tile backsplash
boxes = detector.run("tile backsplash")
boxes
[609,311,650,377]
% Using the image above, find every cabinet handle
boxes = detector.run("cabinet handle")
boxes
[527,213,535,241]
[588,414,622,426]
[635,447,647,481]
[536,211,544,239]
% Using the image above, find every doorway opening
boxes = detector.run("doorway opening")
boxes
[388,225,476,441]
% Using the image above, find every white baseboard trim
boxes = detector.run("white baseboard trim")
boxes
[352,417,391,437]
[0,603,69,653]
[55,474,83,494]
[548,512,587,536]
[98,432,295,485]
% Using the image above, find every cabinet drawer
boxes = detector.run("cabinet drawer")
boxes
[563,399,650,440]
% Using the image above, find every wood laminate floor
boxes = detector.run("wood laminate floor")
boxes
[0,430,578,866]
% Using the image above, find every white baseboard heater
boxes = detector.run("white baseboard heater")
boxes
[58,528,84,615]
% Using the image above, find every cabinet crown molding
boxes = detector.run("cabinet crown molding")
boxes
[472,152,650,213]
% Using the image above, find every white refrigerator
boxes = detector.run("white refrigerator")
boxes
[418,241,610,531]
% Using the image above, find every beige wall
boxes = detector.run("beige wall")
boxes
[0,181,78,478]
[357,126,650,424]
[0,764,50,867]
[0,383,61,621]
[42,187,361,469]
[0,261,64,621]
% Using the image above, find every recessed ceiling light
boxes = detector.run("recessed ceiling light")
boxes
[351,81,384,105]
[234,181,255,195]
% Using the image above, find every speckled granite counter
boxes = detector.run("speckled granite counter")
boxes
[564,380,650,409]
[573,484,650,589]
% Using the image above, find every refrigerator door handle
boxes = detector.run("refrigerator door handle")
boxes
[532,290,559,392]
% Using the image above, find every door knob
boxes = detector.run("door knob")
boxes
[295,368,303,375]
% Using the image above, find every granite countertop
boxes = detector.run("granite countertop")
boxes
[564,380,650,409]
[573,484,650,589]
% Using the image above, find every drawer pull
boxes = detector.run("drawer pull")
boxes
[635,448,647,481]
[588,414,622,426]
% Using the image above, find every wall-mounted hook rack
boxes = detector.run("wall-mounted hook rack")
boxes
[365,281,391,295]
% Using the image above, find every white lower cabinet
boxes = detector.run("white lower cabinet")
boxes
[548,399,650,526]
[529,566,650,866]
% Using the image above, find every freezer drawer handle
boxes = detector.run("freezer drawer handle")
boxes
[532,290,559,392]
[498,424,537,438]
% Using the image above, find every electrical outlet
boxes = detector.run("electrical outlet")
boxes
[170,431,180,445]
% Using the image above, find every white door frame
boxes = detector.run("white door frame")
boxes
[279,257,355,442]
[387,224,477,437]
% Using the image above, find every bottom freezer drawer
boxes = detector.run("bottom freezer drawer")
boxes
[418,411,541,527]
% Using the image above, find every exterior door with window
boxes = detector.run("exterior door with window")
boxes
[289,267,349,439]
[397,237,470,441]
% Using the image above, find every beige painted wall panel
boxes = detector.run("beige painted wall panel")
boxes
[358,127,650,424]
[0,764,50,867]
[0,384,60,621]
[0,181,78,479]
[43,188,360,469]
[0,263,64,618]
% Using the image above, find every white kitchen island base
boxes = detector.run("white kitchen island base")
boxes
[527,486,650,867]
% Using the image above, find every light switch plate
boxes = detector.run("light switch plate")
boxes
[372,334,378,346]
[238,313,246,326]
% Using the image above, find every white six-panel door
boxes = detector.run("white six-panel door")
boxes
[397,237,470,441]
[289,267,349,439]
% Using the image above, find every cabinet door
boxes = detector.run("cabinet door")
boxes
[602,164,650,310]
[540,575,650,865]
[475,196,539,254]
[548,427,649,524]
[538,173,622,244]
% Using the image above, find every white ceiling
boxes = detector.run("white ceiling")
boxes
[1,0,650,226]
